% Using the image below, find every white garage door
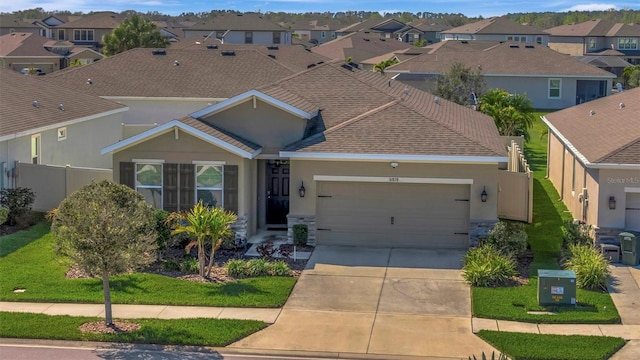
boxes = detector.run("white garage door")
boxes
[626,192,640,232]
[316,182,470,249]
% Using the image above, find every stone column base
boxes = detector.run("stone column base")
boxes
[287,214,316,246]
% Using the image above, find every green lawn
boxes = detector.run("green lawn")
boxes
[0,225,296,307]
[477,330,625,360]
[0,311,266,346]
[471,113,621,324]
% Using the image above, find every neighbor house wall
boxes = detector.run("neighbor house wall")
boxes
[596,168,640,229]
[108,98,221,129]
[548,37,585,56]
[485,76,582,110]
[1,56,60,73]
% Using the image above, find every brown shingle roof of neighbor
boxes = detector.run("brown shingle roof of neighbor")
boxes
[443,16,546,35]
[187,13,284,32]
[544,88,640,165]
[311,31,415,63]
[0,16,39,29]
[386,41,615,77]
[262,62,506,157]
[0,32,63,58]
[44,46,328,98]
[0,69,126,138]
[545,19,640,37]
[55,12,125,29]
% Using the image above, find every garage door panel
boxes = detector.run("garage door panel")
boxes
[317,182,470,249]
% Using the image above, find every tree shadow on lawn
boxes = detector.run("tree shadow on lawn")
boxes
[528,178,565,274]
[79,277,146,295]
[206,281,267,297]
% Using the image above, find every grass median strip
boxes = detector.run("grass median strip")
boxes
[471,114,620,324]
[0,226,296,307]
[477,330,625,360]
[0,311,266,346]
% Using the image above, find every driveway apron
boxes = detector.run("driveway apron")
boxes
[230,245,497,358]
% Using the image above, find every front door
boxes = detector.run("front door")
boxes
[266,161,290,225]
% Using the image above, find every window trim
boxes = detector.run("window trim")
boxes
[57,29,65,40]
[31,134,40,164]
[548,78,562,99]
[272,31,281,44]
[588,37,596,49]
[195,163,224,208]
[57,127,67,141]
[617,37,638,50]
[245,31,253,44]
[73,29,95,42]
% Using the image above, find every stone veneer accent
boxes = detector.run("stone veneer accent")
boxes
[230,214,249,246]
[469,219,499,247]
[287,214,316,246]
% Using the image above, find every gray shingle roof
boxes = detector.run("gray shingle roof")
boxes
[54,12,125,29]
[179,116,261,153]
[545,19,640,37]
[544,88,640,164]
[311,31,415,63]
[443,16,546,35]
[387,40,614,78]
[0,69,125,138]
[0,32,63,57]
[187,13,284,32]
[44,46,328,98]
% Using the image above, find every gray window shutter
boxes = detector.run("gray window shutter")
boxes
[163,163,178,212]
[179,164,195,212]
[224,165,238,214]
[119,162,134,189]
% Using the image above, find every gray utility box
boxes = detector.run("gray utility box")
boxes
[620,232,639,266]
[600,244,621,263]
[538,269,576,306]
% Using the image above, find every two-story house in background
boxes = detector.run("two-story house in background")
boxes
[183,13,291,45]
[441,16,549,46]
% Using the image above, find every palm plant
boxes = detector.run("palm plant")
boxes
[480,89,535,141]
[167,201,237,278]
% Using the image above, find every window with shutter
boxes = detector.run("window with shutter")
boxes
[163,164,178,212]
[224,165,239,214]
[179,164,195,211]
[119,162,135,189]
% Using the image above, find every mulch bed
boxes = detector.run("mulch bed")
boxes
[79,321,140,334]
[502,249,534,287]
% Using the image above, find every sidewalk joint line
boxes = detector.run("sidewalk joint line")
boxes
[365,248,392,354]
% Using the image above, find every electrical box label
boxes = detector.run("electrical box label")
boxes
[551,286,564,295]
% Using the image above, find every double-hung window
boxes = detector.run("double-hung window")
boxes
[618,38,638,50]
[195,163,223,208]
[272,32,281,44]
[245,31,253,44]
[31,134,40,164]
[135,161,163,208]
[73,29,94,42]
[548,78,561,99]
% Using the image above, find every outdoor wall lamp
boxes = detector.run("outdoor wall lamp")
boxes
[299,182,306,198]
[609,196,616,210]
[481,186,488,203]
[390,162,398,168]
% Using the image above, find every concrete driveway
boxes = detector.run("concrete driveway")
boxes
[230,245,497,359]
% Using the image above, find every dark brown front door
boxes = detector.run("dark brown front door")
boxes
[266,162,289,225]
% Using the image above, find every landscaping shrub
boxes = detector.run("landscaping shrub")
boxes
[293,224,308,246]
[180,256,199,273]
[225,259,246,278]
[0,206,9,225]
[245,258,269,277]
[162,259,180,272]
[268,260,291,276]
[564,244,610,290]
[154,210,171,257]
[463,244,517,287]
[0,187,35,226]
[562,219,593,248]
[481,221,528,258]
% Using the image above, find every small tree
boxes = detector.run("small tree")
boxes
[435,62,485,106]
[622,65,640,89]
[168,201,237,278]
[102,15,170,56]
[480,89,535,141]
[50,180,157,326]
[373,58,399,74]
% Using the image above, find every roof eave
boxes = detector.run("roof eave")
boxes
[280,152,507,164]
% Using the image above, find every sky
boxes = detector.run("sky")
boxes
[1,0,639,18]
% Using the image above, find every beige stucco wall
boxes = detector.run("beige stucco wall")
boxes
[201,99,307,151]
[548,40,585,56]
[289,160,500,221]
[596,169,640,228]
[2,112,122,170]
[112,130,253,217]
[1,56,60,73]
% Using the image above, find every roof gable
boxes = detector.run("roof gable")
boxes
[0,32,63,57]
[189,90,316,119]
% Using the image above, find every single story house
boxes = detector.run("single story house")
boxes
[102,61,508,249]
[542,88,640,243]
[385,40,616,109]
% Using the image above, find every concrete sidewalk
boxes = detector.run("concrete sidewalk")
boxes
[0,302,281,323]
[472,318,640,340]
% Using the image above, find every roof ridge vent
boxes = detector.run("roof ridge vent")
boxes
[221,50,235,56]
[152,49,166,55]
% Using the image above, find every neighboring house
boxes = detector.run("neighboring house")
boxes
[385,40,615,109]
[311,30,415,65]
[409,22,452,44]
[287,20,340,45]
[542,88,640,243]
[441,16,548,45]
[154,20,195,42]
[336,18,423,44]
[0,69,127,188]
[52,11,125,47]
[45,45,329,132]
[184,13,291,45]
[0,32,63,74]
[575,54,632,78]
[0,15,44,36]
[102,61,507,249]
[545,19,640,65]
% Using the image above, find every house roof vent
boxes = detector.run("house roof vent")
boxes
[461,40,468,44]
[206,45,218,49]
[268,54,276,59]
[152,49,166,55]
[619,102,625,109]
[58,103,64,111]
[509,44,519,48]
[525,45,534,48]
[221,51,236,56]
[86,78,92,84]
[174,60,179,66]
[434,96,440,104]
[32,100,38,108]
[307,63,316,69]
[267,46,279,50]
[589,110,595,116]
[341,63,353,71]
